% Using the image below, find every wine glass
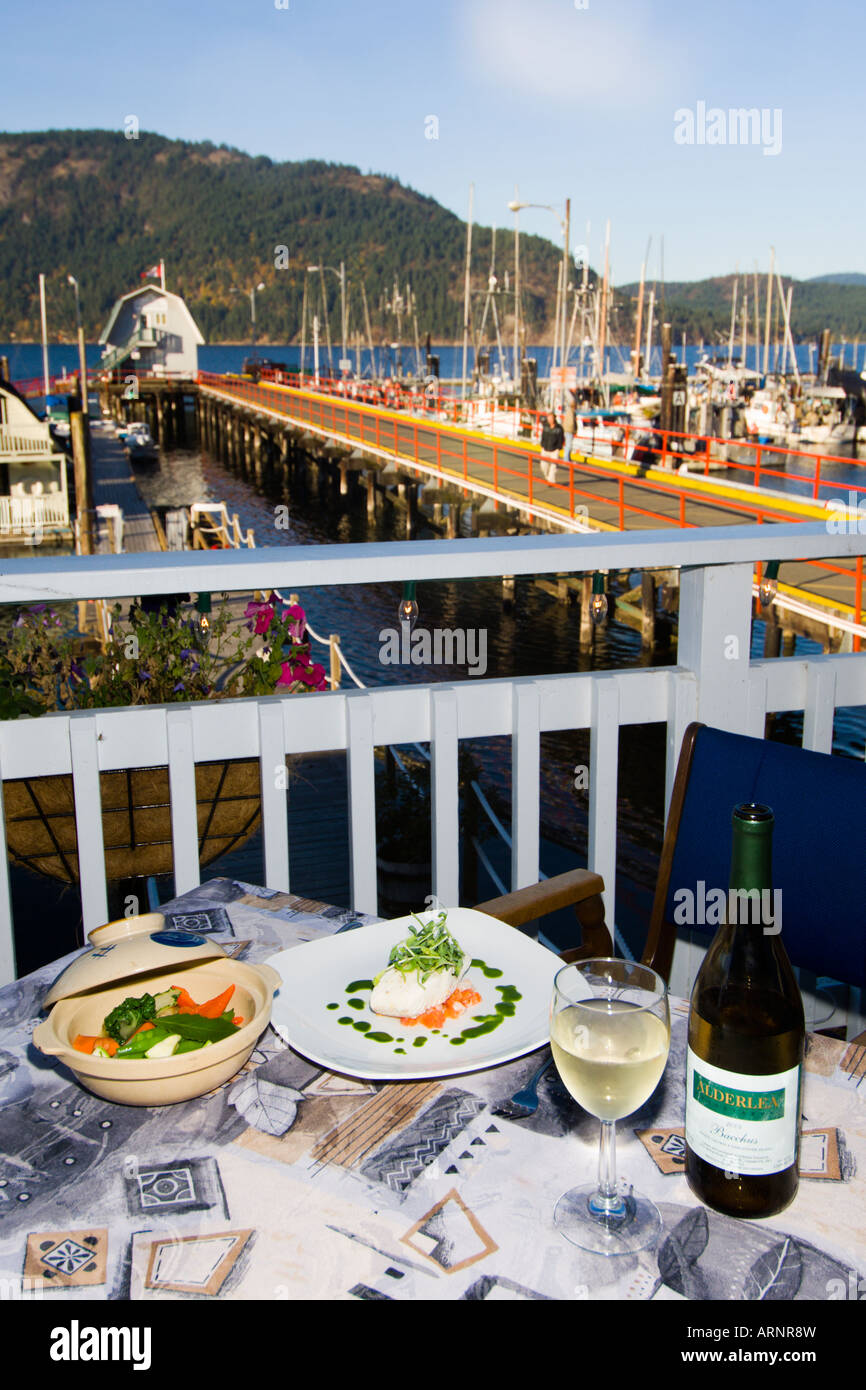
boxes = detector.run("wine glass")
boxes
[550,958,670,1255]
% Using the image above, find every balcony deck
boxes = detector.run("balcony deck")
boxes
[0,521,863,1020]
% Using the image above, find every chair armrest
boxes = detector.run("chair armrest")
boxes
[474,868,611,961]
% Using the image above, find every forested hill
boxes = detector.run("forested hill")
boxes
[0,129,564,345]
[1,130,864,346]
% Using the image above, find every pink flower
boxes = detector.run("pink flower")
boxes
[244,597,276,635]
[281,603,306,642]
[276,659,307,688]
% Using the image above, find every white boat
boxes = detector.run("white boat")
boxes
[743,385,794,443]
[793,386,858,448]
[124,422,157,461]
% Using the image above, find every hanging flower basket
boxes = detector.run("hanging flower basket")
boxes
[4,758,264,883]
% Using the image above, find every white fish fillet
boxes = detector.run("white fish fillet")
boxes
[370,964,465,1019]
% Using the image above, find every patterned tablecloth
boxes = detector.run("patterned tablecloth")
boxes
[1,877,864,1305]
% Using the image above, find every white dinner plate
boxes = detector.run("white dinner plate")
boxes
[267,907,581,1080]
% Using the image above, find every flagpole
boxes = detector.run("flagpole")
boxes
[160,259,165,292]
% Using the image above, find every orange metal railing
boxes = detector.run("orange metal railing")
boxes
[197,371,865,646]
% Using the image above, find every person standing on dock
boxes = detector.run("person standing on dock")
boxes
[539,411,565,483]
[562,391,577,464]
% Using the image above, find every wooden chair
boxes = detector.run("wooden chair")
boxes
[476,722,866,1040]
[475,867,612,963]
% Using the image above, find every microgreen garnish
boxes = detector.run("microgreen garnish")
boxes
[386,911,464,983]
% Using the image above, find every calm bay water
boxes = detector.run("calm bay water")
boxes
[3,338,864,385]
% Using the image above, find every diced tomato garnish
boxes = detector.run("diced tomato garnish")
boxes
[400,985,481,1028]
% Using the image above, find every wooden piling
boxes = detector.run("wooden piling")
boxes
[70,410,95,555]
[641,572,656,649]
[579,574,593,647]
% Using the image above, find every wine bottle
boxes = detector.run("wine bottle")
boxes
[685,802,805,1218]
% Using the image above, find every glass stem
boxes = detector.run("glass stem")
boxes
[590,1120,627,1219]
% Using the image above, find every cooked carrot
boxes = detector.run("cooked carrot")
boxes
[174,987,198,1010]
[130,1021,155,1036]
[72,1034,119,1056]
[197,985,235,1018]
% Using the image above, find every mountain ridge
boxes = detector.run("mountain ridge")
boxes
[1,130,864,345]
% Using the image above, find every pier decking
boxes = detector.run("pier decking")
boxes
[88,429,163,552]
[196,374,865,646]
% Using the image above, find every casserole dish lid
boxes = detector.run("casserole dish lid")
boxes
[43,912,229,1007]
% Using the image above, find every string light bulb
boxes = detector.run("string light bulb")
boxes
[590,572,608,625]
[398,581,418,630]
[758,561,780,609]
[195,592,212,643]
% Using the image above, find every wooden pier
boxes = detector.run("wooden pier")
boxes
[195,374,865,654]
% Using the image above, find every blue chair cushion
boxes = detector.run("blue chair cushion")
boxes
[664,726,866,988]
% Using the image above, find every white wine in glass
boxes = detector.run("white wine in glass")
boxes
[550,959,670,1254]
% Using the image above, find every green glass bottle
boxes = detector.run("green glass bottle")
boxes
[685,803,805,1218]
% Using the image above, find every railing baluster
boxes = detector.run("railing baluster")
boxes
[588,676,620,934]
[511,681,541,891]
[803,664,836,754]
[166,707,201,896]
[0,750,16,986]
[665,671,697,821]
[346,696,378,914]
[431,688,459,905]
[69,715,109,930]
[258,701,290,892]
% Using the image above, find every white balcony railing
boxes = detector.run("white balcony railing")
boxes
[0,493,70,536]
[0,521,864,991]
[0,424,56,459]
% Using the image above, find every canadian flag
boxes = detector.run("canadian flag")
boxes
[140,263,161,280]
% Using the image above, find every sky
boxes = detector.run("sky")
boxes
[1,0,863,284]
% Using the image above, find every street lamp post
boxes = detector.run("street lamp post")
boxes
[231,282,266,363]
[67,274,90,420]
[308,263,347,375]
[507,198,570,402]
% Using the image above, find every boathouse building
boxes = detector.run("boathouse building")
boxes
[99,284,205,378]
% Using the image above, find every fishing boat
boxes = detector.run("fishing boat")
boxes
[742,383,794,443]
[793,385,858,448]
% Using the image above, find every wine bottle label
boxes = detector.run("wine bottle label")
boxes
[685,1049,800,1176]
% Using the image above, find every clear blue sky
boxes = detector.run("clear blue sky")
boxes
[1,0,862,283]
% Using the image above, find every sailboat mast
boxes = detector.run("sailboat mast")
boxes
[727,270,739,369]
[300,273,308,380]
[633,249,647,381]
[763,247,775,375]
[461,184,474,400]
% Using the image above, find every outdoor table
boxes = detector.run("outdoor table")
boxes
[1,877,863,1337]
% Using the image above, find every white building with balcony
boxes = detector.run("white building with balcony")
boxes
[99,284,205,378]
[0,380,70,542]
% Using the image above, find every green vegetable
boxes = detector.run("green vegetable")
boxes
[103,993,157,1043]
[153,988,182,1013]
[115,1026,175,1058]
[384,911,464,984]
[147,1012,238,1043]
[144,1033,182,1059]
